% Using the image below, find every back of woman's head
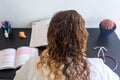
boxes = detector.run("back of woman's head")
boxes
[46,10,90,80]
[48,10,88,58]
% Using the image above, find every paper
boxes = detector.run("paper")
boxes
[30,19,50,47]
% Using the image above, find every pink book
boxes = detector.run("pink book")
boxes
[0,46,38,70]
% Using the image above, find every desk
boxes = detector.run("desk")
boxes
[0,28,120,79]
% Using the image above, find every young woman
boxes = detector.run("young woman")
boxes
[14,10,119,80]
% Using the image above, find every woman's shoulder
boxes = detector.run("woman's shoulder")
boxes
[14,55,40,80]
[88,58,105,73]
[88,58,119,80]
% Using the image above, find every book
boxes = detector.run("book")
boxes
[0,46,38,70]
[30,19,50,47]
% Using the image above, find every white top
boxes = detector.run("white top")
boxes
[14,55,119,80]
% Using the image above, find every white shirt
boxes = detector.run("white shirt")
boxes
[14,55,119,80]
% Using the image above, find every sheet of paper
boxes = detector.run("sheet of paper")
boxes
[0,49,16,69]
[30,19,50,47]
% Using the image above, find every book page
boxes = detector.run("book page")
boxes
[0,48,16,70]
[15,46,38,68]
[29,19,50,47]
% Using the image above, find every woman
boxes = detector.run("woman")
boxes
[14,10,119,80]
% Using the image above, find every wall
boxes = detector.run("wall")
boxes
[0,0,120,39]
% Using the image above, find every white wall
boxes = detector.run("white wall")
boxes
[0,0,120,39]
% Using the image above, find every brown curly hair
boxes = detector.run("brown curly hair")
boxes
[37,10,90,80]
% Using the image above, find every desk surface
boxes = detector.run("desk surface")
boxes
[0,28,31,50]
[0,28,120,79]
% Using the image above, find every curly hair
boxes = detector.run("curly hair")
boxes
[37,10,90,80]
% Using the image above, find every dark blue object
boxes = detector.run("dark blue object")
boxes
[99,23,116,38]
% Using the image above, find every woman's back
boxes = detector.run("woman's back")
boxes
[14,54,119,80]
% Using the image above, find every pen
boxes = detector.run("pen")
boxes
[1,21,4,25]
[4,21,8,29]
[0,21,5,28]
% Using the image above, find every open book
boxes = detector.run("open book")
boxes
[30,19,50,47]
[0,46,38,70]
